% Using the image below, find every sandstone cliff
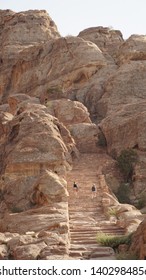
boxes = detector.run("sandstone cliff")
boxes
[0,9,146,259]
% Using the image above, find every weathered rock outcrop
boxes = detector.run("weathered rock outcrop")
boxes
[46,99,91,126]
[117,35,146,64]
[130,218,146,259]
[78,26,123,62]
[0,98,74,259]
[0,9,60,104]
[99,102,146,155]
[46,98,98,152]
[0,8,146,259]
[0,102,74,212]
[0,18,107,103]
[99,174,143,234]
[0,9,59,46]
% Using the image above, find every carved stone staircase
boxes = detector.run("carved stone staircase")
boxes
[67,152,125,259]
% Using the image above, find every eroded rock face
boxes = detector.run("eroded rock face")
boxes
[99,102,146,155]
[0,9,146,260]
[68,123,98,153]
[0,103,74,211]
[98,61,146,116]
[0,9,60,104]
[46,99,98,152]
[0,22,107,103]
[130,218,146,259]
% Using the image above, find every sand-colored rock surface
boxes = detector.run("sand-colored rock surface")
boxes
[0,9,146,259]
[117,35,146,64]
[130,218,146,259]
[78,26,123,62]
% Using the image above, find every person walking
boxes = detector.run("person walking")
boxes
[91,184,96,199]
[73,182,78,195]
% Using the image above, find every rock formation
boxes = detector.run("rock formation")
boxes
[0,9,146,259]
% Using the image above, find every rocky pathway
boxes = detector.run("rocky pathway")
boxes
[67,152,125,259]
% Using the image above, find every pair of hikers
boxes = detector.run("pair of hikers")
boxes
[73,182,97,198]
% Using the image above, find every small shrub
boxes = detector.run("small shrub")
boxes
[107,207,118,218]
[47,86,63,95]
[96,232,132,250]
[117,149,137,182]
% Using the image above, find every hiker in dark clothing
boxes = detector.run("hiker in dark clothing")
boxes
[91,184,96,199]
[73,182,78,195]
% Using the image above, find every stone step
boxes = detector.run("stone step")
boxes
[69,219,98,223]
[70,229,124,235]
[68,197,102,200]
[69,221,98,225]
[89,256,116,260]
[68,197,101,200]
[70,229,125,236]
[68,200,101,204]
[69,251,115,259]
[71,239,97,243]
[70,224,98,228]
[69,209,102,213]
[68,193,101,197]
[69,210,103,214]
[68,203,102,207]
[71,240,99,245]
[83,251,115,258]
[71,234,98,238]
[70,227,104,232]
[71,238,97,243]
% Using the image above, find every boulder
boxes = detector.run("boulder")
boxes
[78,26,123,61]
[12,242,47,260]
[117,35,146,64]
[0,205,69,234]
[46,99,91,125]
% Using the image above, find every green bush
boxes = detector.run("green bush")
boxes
[115,183,131,204]
[107,207,118,218]
[117,149,137,182]
[96,232,132,250]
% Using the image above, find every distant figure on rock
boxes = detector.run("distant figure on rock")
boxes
[73,182,78,195]
[91,184,96,199]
